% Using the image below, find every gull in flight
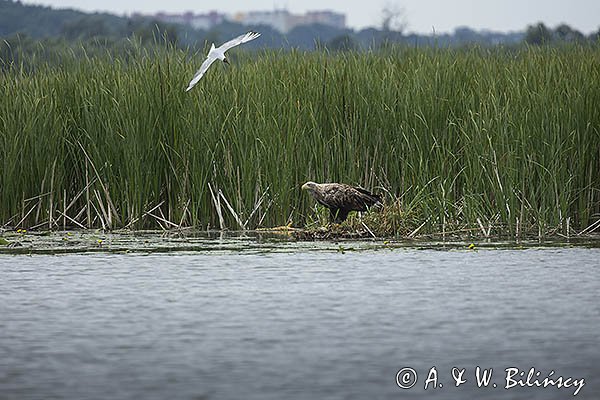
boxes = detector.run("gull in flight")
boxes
[185,31,261,92]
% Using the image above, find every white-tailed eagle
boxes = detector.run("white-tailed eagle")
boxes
[302,182,382,223]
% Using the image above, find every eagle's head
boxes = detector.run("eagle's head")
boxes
[301,181,319,194]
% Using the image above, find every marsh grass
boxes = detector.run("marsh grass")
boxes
[1,43,599,237]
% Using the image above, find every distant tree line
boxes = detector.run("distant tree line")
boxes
[1,0,598,67]
[524,22,599,45]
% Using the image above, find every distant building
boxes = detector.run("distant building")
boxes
[139,9,345,33]
[234,9,346,33]
[232,10,290,33]
[135,11,225,31]
[303,11,346,30]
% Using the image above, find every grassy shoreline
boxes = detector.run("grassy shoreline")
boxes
[1,229,600,257]
[1,45,599,238]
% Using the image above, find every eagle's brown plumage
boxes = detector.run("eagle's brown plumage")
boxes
[301,181,382,223]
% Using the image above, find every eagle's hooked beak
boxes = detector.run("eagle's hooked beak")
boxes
[301,183,310,191]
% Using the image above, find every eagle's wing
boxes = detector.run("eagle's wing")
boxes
[218,31,261,52]
[186,55,219,92]
[321,184,350,209]
[321,184,380,211]
[353,186,382,205]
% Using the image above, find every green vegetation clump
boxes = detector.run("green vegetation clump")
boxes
[1,44,599,238]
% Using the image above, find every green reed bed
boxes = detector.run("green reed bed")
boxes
[1,44,599,238]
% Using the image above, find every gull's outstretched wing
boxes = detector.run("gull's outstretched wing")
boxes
[186,55,218,92]
[218,31,261,52]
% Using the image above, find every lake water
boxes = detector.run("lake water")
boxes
[1,235,599,399]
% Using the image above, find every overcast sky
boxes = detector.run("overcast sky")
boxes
[25,0,600,34]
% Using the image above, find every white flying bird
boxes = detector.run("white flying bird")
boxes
[185,31,261,92]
